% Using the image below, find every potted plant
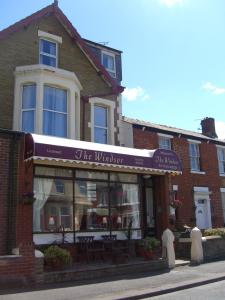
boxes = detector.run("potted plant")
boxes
[44,245,72,270]
[21,191,36,204]
[138,237,161,260]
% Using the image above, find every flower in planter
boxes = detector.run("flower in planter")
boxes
[170,199,182,209]
[22,191,36,204]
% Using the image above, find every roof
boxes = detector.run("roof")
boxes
[123,116,225,144]
[83,39,123,54]
[0,2,124,94]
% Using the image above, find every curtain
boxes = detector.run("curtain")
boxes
[33,178,53,232]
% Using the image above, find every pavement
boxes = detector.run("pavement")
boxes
[1,260,225,299]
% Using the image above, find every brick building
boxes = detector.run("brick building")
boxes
[122,116,225,231]
[0,2,182,284]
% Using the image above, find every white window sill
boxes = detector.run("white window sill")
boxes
[191,171,206,175]
[219,173,225,177]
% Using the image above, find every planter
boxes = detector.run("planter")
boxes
[143,250,154,260]
[22,196,36,205]
[45,258,64,271]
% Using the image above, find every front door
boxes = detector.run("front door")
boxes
[145,187,156,236]
[195,198,211,229]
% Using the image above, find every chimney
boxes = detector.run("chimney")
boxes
[201,117,218,138]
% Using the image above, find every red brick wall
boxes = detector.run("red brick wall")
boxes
[133,127,224,229]
[0,136,10,254]
[0,131,35,285]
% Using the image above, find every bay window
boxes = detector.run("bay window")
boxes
[43,86,67,138]
[21,84,36,132]
[14,65,82,139]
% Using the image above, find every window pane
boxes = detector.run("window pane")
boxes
[94,106,107,127]
[159,137,171,150]
[40,39,56,56]
[76,170,108,180]
[22,111,34,132]
[110,183,140,230]
[22,85,36,109]
[102,53,114,71]
[75,181,109,231]
[40,54,56,67]
[35,166,72,177]
[94,127,107,144]
[33,178,73,232]
[44,86,67,112]
[110,173,138,183]
[43,111,67,137]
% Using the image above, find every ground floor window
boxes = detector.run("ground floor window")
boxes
[33,166,141,236]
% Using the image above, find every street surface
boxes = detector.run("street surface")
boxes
[1,261,225,300]
[151,281,225,300]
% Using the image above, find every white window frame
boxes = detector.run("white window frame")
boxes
[101,50,116,78]
[43,85,68,138]
[158,133,172,150]
[38,30,62,68]
[21,83,36,133]
[94,105,108,144]
[89,97,116,145]
[39,38,58,68]
[188,141,201,172]
[217,146,225,175]
[13,64,82,140]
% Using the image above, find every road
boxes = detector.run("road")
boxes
[1,261,225,300]
[151,281,225,300]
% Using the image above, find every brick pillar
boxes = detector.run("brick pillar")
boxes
[154,174,170,238]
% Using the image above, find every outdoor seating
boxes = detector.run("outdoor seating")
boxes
[77,236,104,262]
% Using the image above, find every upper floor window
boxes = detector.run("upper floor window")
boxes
[94,105,108,144]
[102,51,116,78]
[14,65,82,140]
[43,86,67,138]
[159,136,171,150]
[217,147,225,175]
[21,84,36,132]
[39,39,57,67]
[189,142,200,172]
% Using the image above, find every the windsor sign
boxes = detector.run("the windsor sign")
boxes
[25,135,182,172]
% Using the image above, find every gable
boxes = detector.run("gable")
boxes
[0,3,124,94]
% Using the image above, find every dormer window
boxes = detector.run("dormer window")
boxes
[102,51,116,78]
[39,39,57,67]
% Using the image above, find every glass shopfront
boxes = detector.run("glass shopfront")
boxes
[33,166,141,243]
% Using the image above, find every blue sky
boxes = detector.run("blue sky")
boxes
[1,0,225,138]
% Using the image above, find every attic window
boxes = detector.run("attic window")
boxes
[38,30,62,68]
[101,51,116,78]
[39,39,57,67]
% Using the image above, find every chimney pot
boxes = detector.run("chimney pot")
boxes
[201,117,218,138]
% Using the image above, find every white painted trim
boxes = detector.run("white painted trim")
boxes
[13,65,82,140]
[193,186,209,193]
[220,188,225,193]
[157,133,173,138]
[173,185,178,191]
[89,97,116,145]
[191,171,206,175]
[188,139,201,144]
[216,144,225,149]
[38,30,62,44]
